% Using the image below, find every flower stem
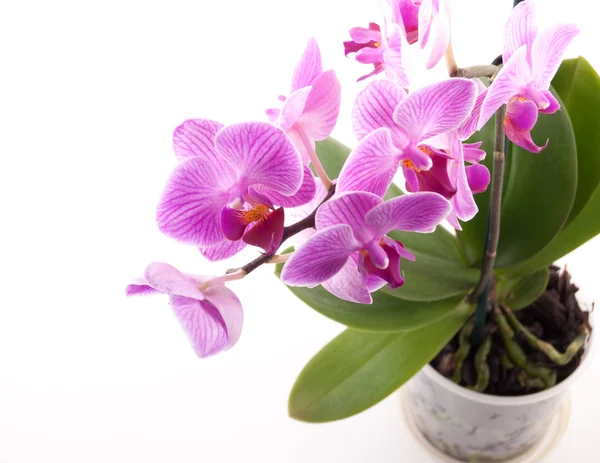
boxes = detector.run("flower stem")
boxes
[297,128,333,190]
[470,105,507,303]
[199,268,246,291]
[445,40,459,76]
[450,65,499,79]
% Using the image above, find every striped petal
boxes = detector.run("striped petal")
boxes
[291,37,323,92]
[352,79,406,142]
[280,224,360,286]
[144,262,205,300]
[393,79,477,142]
[215,122,303,196]
[365,191,451,235]
[532,23,579,90]
[337,128,400,198]
[322,258,372,304]
[316,191,382,244]
[199,239,247,262]
[503,0,538,64]
[298,70,341,140]
[157,157,229,246]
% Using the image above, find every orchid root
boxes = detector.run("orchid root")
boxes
[451,321,474,384]
[501,304,588,366]
[493,305,556,388]
[468,334,492,392]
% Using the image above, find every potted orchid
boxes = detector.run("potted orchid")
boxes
[127,0,598,460]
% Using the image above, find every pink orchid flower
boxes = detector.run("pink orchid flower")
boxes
[267,38,341,167]
[281,191,450,304]
[158,121,315,259]
[478,0,579,153]
[337,79,485,228]
[344,23,409,86]
[390,0,451,69]
[126,262,243,358]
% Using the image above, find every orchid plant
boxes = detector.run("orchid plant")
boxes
[128,0,600,422]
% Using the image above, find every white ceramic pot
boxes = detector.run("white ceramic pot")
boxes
[406,299,594,462]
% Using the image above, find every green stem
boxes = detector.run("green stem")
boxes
[468,334,492,392]
[452,322,474,384]
[501,304,588,366]
[493,305,557,388]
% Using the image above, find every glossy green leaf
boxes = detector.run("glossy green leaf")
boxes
[288,301,472,422]
[276,263,463,331]
[382,252,479,301]
[457,90,577,268]
[497,267,549,311]
[315,137,464,262]
[552,57,600,224]
[507,183,600,275]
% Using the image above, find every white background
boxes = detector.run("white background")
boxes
[1,0,599,461]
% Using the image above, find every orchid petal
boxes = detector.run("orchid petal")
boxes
[478,46,529,130]
[352,79,406,143]
[322,258,373,304]
[384,25,410,88]
[220,207,247,241]
[349,25,382,43]
[425,3,450,69]
[458,86,487,140]
[299,70,341,140]
[418,0,434,48]
[393,79,477,141]
[466,163,491,194]
[337,128,400,198]
[532,23,580,90]
[291,37,323,92]
[505,99,547,153]
[203,284,244,350]
[462,141,486,163]
[503,0,538,64]
[199,239,247,262]
[170,296,228,358]
[539,90,560,114]
[355,47,385,64]
[144,262,205,300]
[251,165,316,207]
[125,278,160,296]
[316,191,382,243]
[448,137,478,223]
[365,191,451,235]
[285,128,311,165]
[280,224,360,286]
[278,87,312,131]
[357,64,385,82]
[215,122,303,196]
[242,207,285,254]
[157,157,229,246]
[173,119,228,173]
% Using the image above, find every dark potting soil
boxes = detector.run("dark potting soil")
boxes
[431,266,592,396]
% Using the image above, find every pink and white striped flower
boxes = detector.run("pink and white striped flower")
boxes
[281,191,451,303]
[126,262,243,358]
[158,121,315,259]
[478,0,579,153]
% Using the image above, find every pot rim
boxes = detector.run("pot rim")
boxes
[421,292,596,406]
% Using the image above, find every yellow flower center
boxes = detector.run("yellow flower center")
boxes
[241,204,270,224]
[402,159,421,172]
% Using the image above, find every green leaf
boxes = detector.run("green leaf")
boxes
[552,57,600,224]
[288,301,472,423]
[497,268,549,311]
[506,183,600,275]
[382,252,479,301]
[457,89,577,268]
[315,137,465,263]
[277,272,463,332]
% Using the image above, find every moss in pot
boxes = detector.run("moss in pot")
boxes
[127,0,599,461]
